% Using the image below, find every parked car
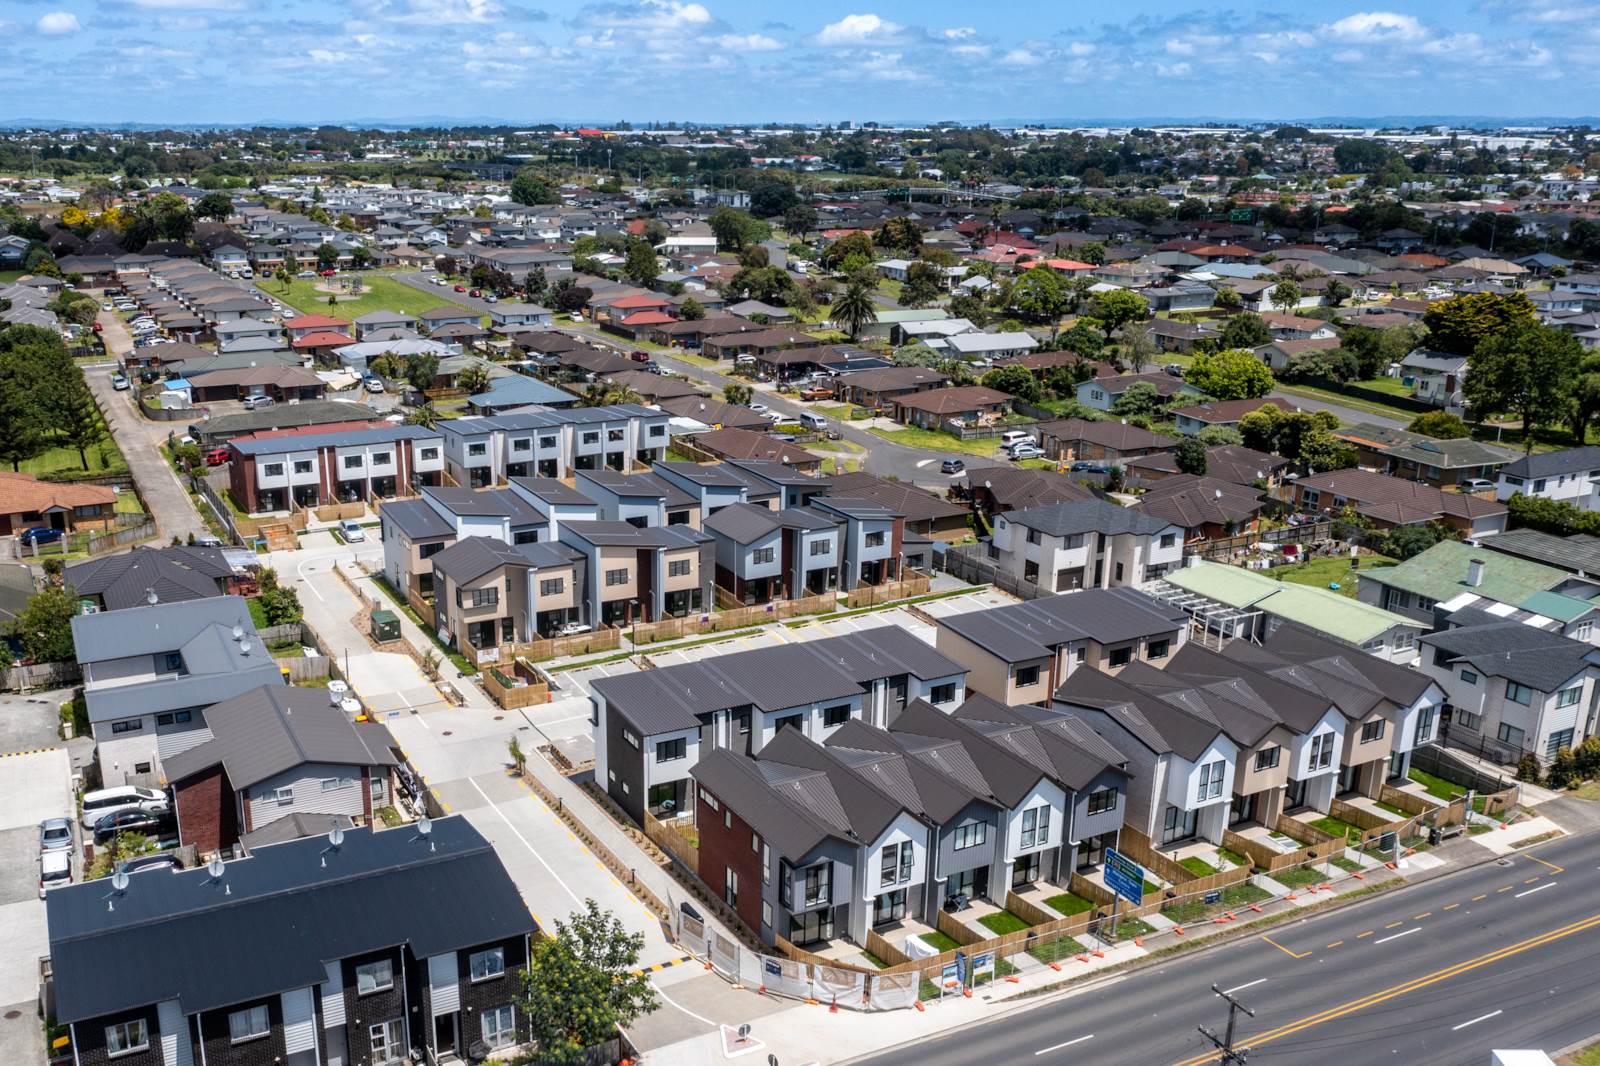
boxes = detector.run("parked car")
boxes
[483,294,498,303]
[1009,444,1046,461]
[100,302,113,312]
[364,376,385,393]
[18,527,62,545]
[940,458,966,475]
[92,808,168,845]
[39,851,71,898]
[630,350,650,362]
[39,817,73,854]
[296,270,317,279]
[121,853,180,875]
[454,284,467,292]
[80,786,169,830]
[110,373,130,390]
[339,519,367,543]
[193,535,224,548]
[1070,460,1111,474]
[469,288,482,298]
[203,446,231,466]
[91,321,103,333]
[318,268,337,277]
[419,264,435,273]
[748,402,769,413]
[800,385,833,401]
[1460,478,1495,494]
[242,395,276,410]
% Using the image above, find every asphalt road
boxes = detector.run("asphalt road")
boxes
[860,832,1600,1066]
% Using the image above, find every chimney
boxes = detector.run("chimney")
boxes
[1467,558,1485,588]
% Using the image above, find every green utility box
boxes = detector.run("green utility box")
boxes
[370,609,401,643]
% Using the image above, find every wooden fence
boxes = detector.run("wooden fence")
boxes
[629,592,839,645]
[516,627,622,662]
[277,656,333,683]
[484,661,550,710]
[406,587,436,629]
[1222,816,1344,874]
[1187,521,1333,561]
[2,661,81,693]
[641,810,700,876]
[313,501,366,523]
[842,572,931,609]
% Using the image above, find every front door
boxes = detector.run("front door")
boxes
[434,1013,456,1057]
[1230,792,1258,827]
[872,889,907,927]
[1285,776,1309,811]
[1011,852,1041,888]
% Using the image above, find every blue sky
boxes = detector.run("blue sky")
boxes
[0,1,1593,125]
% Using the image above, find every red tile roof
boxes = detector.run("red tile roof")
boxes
[284,314,350,330]
[291,331,353,348]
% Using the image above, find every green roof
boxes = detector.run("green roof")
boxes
[1165,561,1417,644]
[1359,540,1566,608]
[1516,589,1595,624]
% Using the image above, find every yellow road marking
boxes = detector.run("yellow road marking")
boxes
[1443,903,1460,911]
[1524,877,1541,885]
[1413,912,1431,920]
[1385,921,1403,929]
[1356,930,1374,939]
[1472,894,1488,902]
[1527,854,1565,874]
[1498,885,1514,893]
[1260,936,1312,959]
[1326,940,1344,949]
[1171,913,1600,1066]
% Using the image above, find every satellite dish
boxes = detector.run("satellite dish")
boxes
[418,815,432,836]
[329,822,345,848]
[239,639,252,656]
[208,854,225,879]
[112,863,129,892]
[232,623,244,641]
[145,587,158,606]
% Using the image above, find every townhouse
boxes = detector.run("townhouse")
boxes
[1420,622,1600,763]
[431,536,587,656]
[378,483,567,606]
[228,425,446,513]
[1292,468,1508,538]
[556,520,714,627]
[809,496,907,591]
[436,405,670,487]
[985,499,1186,592]
[650,460,778,514]
[71,597,287,787]
[591,627,967,824]
[935,587,1189,705]
[701,502,843,603]
[44,817,536,1066]
[1495,445,1600,511]
[573,468,701,528]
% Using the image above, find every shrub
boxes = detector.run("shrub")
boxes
[1516,753,1543,784]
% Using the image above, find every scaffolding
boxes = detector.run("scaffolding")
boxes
[1140,580,1262,651]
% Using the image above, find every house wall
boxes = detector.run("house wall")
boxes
[174,764,238,853]
[72,1004,165,1066]
[932,800,1002,901]
[1001,778,1066,864]
[244,761,370,835]
[932,626,1016,704]
[1235,729,1294,797]
[340,946,408,1066]
[196,996,287,1066]
[1065,767,1128,872]
[696,781,766,933]
[856,810,931,941]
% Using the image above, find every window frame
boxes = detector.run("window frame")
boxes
[105,1019,150,1058]
[356,957,394,995]
[470,945,507,982]
[480,1004,516,1051]
[228,1003,271,1044]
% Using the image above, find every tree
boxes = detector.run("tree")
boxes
[1268,279,1303,315]
[314,243,338,269]
[1110,380,1164,419]
[875,217,922,256]
[402,351,440,394]
[1219,313,1273,350]
[1077,241,1106,266]
[255,568,302,626]
[1383,523,1443,561]
[708,207,769,251]
[523,267,548,303]
[1422,292,1537,357]
[0,347,44,472]
[900,261,943,310]
[1117,326,1157,375]
[1407,411,1470,439]
[57,374,105,470]
[623,240,659,287]
[1213,285,1242,311]
[726,265,793,304]
[722,382,753,406]
[194,191,233,221]
[520,900,657,1065]
[1463,322,1582,453]
[1009,266,1069,330]
[749,178,799,219]
[457,362,492,397]
[1185,349,1274,400]
[980,365,1040,403]
[1058,320,1105,359]
[406,403,441,429]
[1325,278,1352,307]
[1195,425,1243,447]
[1571,354,1600,444]
[831,279,878,340]
[1174,437,1208,476]
[1299,427,1358,472]
[12,584,77,663]
[1089,288,1148,340]
[679,296,705,321]
[819,231,875,271]
[510,169,558,206]
[783,203,818,240]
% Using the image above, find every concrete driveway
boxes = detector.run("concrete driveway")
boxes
[0,747,73,1066]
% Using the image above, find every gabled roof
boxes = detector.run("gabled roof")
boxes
[1421,622,1599,691]
[938,587,1186,663]
[64,546,232,611]
[1001,498,1177,538]
[1499,445,1600,481]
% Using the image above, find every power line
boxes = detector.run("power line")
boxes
[1197,983,1256,1065]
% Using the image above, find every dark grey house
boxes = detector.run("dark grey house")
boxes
[45,817,536,1066]
[701,502,842,604]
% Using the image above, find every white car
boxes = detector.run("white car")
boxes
[748,403,769,414]
[339,520,366,542]
[364,377,384,393]
[100,302,113,312]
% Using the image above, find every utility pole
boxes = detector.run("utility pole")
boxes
[1197,983,1255,1065]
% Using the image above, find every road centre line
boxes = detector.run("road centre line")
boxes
[1452,1010,1503,1031]
[1221,979,1267,995]
[1260,936,1311,959]
[1035,1035,1094,1055]
[1373,928,1421,945]
[467,776,583,907]
[1169,912,1600,1066]
[1515,883,1557,899]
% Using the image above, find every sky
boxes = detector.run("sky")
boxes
[0,0,1596,126]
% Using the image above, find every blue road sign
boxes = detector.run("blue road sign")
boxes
[1104,847,1145,905]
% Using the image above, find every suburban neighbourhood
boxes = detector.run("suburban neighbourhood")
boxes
[8,7,1600,1065]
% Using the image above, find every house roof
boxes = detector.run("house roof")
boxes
[1359,540,1571,609]
[1499,445,1600,481]
[1421,623,1598,692]
[692,426,819,466]
[1169,397,1283,424]
[45,817,531,1025]
[938,587,1186,663]
[1035,417,1177,452]
[1478,529,1600,577]
[893,386,1014,414]
[1131,476,1265,529]
[970,467,1095,510]
[823,471,966,525]
[1296,468,1506,525]
[64,546,232,611]
[163,684,399,790]
[0,472,114,516]
[379,498,455,540]
[1000,498,1177,538]
[1160,560,1419,646]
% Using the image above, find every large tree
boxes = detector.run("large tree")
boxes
[831,279,878,340]
[980,365,1040,403]
[1089,288,1148,340]
[1219,312,1273,350]
[12,584,78,663]
[519,901,657,1065]
[622,240,659,287]
[1463,321,1582,453]
[456,362,493,396]
[402,351,440,394]
[1174,437,1208,476]
[1184,348,1275,400]
[708,207,769,252]
[510,169,558,206]
[1009,266,1069,329]
[1422,291,1538,357]
[899,260,943,310]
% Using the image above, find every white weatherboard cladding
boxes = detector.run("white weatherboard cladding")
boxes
[282,987,316,1054]
[428,952,460,1015]
[320,960,346,1026]
[156,1000,194,1066]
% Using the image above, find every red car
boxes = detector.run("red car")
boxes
[318,268,336,277]
[469,289,482,298]
[91,321,103,332]
[454,284,467,292]
[203,447,231,467]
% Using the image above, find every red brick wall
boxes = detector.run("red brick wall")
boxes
[173,766,238,853]
[696,785,764,933]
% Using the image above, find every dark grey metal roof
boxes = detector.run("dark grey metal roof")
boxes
[46,817,532,1024]
[1001,498,1176,538]
[510,476,595,506]
[560,520,710,549]
[1480,529,1600,578]
[432,537,577,586]
[701,502,781,544]
[726,459,830,489]
[1420,622,1599,691]
[813,495,900,521]
[1053,667,1225,761]
[163,685,399,789]
[938,587,1187,663]
[231,424,440,457]
[1498,446,1600,481]
[650,459,749,488]
[65,547,232,611]
[72,595,258,663]
[381,498,455,540]
[239,812,353,850]
[692,747,853,859]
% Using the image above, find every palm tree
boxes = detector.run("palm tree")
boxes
[578,382,609,407]
[406,403,441,428]
[603,384,643,406]
[456,362,492,396]
[832,280,878,340]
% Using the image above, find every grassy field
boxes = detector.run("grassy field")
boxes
[1028,935,1088,963]
[1162,882,1272,924]
[1178,856,1220,877]
[268,272,477,322]
[18,439,129,480]
[917,929,962,953]
[1408,767,1469,802]
[1354,376,1413,397]
[1267,553,1397,598]
[1306,815,1365,841]
[1043,892,1095,917]
[976,910,1032,936]
[867,426,1001,457]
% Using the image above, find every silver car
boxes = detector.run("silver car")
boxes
[39,817,73,853]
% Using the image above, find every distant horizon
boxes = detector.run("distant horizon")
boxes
[0,1,1592,129]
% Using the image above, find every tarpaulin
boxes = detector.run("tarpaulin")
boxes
[812,965,867,1009]
[760,955,813,1000]
[710,932,740,981]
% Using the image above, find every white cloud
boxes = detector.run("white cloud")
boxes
[858,50,920,80]
[1325,11,1428,43]
[157,15,209,30]
[1066,41,1095,56]
[814,13,902,46]
[1333,48,1364,63]
[37,11,82,34]
[999,47,1042,67]
[1155,61,1191,77]
[358,0,506,25]
[118,0,243,8]
[713,32,780,51]
[935,26,976,40]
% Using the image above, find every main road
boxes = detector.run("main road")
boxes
[858,832,1600,1066]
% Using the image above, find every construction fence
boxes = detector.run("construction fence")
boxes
[629,591,839,645]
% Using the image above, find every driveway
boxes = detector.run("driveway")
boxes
[0,747,73,1066]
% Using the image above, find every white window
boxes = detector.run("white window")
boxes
[481,1004,516,1050]
[1196,759,1226,802]
[470,945,506,981]
[1556,685,1582,708]
[229,1004,270,1043]
[1308,732,1335,771]
[369,1019,404,1064]
[356,958,394,994]
[105,1019,149,1056]
[1576,621,1593,641]
[1020,805,1051,849]
[1506,681,1533,706]
[274,786,294,806]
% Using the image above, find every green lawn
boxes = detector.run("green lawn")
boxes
[1178,856,1220,878]
[1028,935,1088,963]
[1573,1038,1600,1066]
[1353,376,1413,397]
[917,930,962,953]
[1374,800,1408,817]
[1043,892,1096,918]
[1218,847,1249,867]
[1331,855,1365,873]
[1273,382,1422,423]
[1268,554,1397,598]
[1161,882,1272,924]
[1273,865,1327,888]
[1142,879,1164,897]
[269,272,479,323]
[1407,767,1468,803]
[1306,816,1364,841]
[977,910,1032,936]
[859,950,889,969]
[1099,915,1157,942]
[247,597,269,629]
[113,490,144,515]
[17,437,129,481]
[867,426,1001,457]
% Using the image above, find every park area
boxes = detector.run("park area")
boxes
[267,271,478,322]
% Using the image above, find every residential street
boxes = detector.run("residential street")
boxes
[857,833,1600,1066]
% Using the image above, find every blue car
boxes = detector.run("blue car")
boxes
[18,527,62,545]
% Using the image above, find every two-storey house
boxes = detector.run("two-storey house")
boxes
[986,499,1185,593]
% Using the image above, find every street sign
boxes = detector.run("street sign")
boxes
[972,951,995,981]
[1104,848,1145,906]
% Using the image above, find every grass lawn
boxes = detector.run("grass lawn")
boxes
[247,597,269,629]
[1141,879,1163,897]
[977,910,1032,936]
[1162,882,1272,924]
[18,438,129,480]
[1178,856,1220,878]
[1268,553,1397,598]
[1273,865,1327,888]
[859,950,889,969]
[1306,815,1365,840]
[0,269,23,284]
[1354,376,1413,397]
[917,930,962,954]
[1218,847,1249,867]
[113,491,144,515]
[1043,892,1095,918]
[1331,855,1365,873]
[270,273,478,323]
[1100,915,1157,942]
[1572,1038,1600,1066]
[867,426,1001,457]
[1374,800,1409,817]
[1027,935,1087,963]
[1408,767,1468,803]
[1273,381,1422,424]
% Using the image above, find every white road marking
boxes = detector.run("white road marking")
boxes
[916,459,933,468]
[1035,1035,1094,1055]
[467,777,582,906]
[652,979,720,1027]
[1221,979,1267,995]
[295,559,325,601]
[1373,927,1421,945]
[1515,882,1556,898]
[1452,1010,1503,1031]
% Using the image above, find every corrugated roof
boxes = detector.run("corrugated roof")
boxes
[1421,622,1599,691]
[1362,540,1569,609]
[938,587,1187,663]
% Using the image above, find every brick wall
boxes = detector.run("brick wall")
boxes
[74,1005,164,1066]
[341,947,408,1065]
[696,784,764,932]
[173,765,238,854]
[456,936,533,1052]
[196,998,286,1066]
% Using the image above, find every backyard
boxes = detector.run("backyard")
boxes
[867,426,1001,457]
[269,271,478,322]
[1268,553,1397,598]
[17,437,129,480]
